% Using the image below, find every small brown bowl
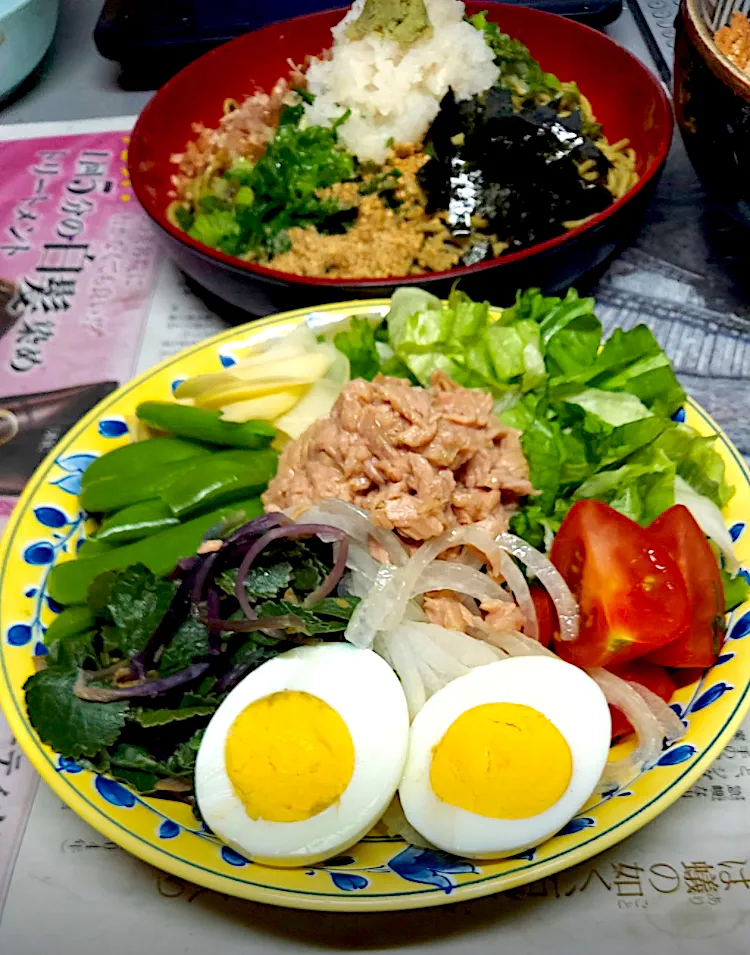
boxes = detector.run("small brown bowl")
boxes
[674,0,750,226]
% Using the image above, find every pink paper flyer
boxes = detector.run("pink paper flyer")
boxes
[0,129,161,522]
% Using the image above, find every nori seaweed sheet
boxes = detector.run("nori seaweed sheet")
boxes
[418,88,614,262]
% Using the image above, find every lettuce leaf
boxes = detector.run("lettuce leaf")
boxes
[377,285,735,559]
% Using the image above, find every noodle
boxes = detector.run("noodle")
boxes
[168,22,640,277]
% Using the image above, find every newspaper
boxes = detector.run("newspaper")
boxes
[1,118,750,953]
[0,118,225,922]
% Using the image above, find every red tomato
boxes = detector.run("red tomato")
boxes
[645,505,725,668]
[607,661,677,739]
[550,501,690,668]
[530,583,559,648]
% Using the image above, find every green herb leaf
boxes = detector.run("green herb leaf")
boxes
[256,599,349,634]
[166,730,205,777]
[25,667,129,760]
[101,565,177,659]
[110,767,160,793]
[129,704,217,727]
[110,743,167,774]
[308,596,360,620]
[216,562,293,601]
[158,617,211,676]
[46,630,98,669]
[230,631,286,671]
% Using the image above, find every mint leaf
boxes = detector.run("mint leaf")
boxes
[230,631,285,672]
[25,668,128,760]
[159,617,210,675]
[217,562,292,600]
[46,630,98,669]
[256,599,349,634]
[308,596,360,620]
[291,560,322,593]
[129,704,216,727]
[102,565,177,658]
[110,743,167,773]
[166,730,204,776]
[110,767,160,792]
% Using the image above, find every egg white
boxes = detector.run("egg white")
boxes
[399,655,611,859]
[195,642,409,867]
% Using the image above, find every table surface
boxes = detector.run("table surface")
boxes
[2,2,750,953]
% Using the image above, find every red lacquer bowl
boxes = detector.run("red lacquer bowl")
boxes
[129,3,673,316]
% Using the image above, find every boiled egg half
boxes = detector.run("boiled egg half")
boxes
[195,642,409,866]
[399,655,611,858]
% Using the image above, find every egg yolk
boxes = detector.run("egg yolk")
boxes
[430,702,572,819]
[225,690,355,823]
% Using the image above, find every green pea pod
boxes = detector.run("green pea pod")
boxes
[80,436,211,490]
[136,401,276,449]
[44,605,96,643]
[48,497,264,606]
[80,448,254,513]
[160,449,279,518]
[77,537,113,559]
[95,499,180,544]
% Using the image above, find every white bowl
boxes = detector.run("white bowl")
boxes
[0,0,59,101]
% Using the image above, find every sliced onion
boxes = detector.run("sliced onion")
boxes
[496,532,579,642]
[348,525,516,648]
[298,499,408,566]
[473,626,556,659]
[407,622,504,668]
[381,796,436,849]
[588,667,666,785]
[376,630,426,719]
[674,475,739,573]
[412,561,510,603]
[497,552,537,639]
[631,682,686,745]
[374,622,502,719]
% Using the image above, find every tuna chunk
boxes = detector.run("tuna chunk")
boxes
[263,371,534,544]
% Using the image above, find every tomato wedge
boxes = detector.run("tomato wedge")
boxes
[550,500,690,668]
[607,661,677,739]
[645,505,725,668]
[530,583,559,648]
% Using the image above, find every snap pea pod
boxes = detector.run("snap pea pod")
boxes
[95,499,179,544]
[80,436,211,490]
[48,497,264,606]
[79,448,263,514]
[44,605,96,643]
[160,449,278,518]
[136,401,276,449]
[77,537,113,559]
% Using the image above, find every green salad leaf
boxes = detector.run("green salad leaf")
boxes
[217,562,293,601]
[256,597,358,634]
[158,618,211,676]
[334,318,382,381]
[100,565,177,659]
[129,704,217,727]
[25,668,129,760]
